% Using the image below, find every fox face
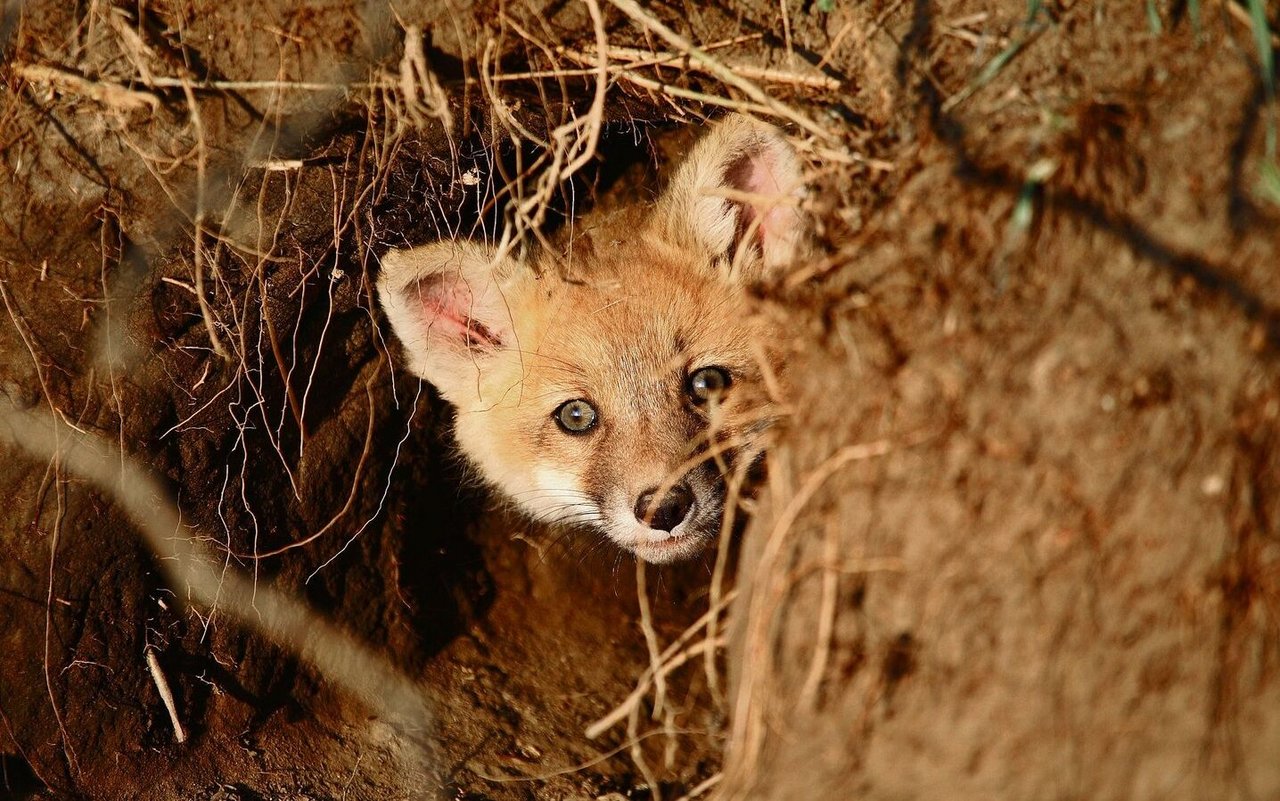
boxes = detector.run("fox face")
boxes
[378,114,810,563]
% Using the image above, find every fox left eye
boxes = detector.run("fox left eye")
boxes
[554,398,598,434]
[687,366,732,404]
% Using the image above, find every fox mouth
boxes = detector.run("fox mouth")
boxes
[630,527,714,563]
[593,450,768,563]
[604,490,726,564]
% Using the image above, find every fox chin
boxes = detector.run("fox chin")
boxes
[377,114,812,564]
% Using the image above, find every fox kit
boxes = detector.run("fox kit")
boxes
[378,114,810,563]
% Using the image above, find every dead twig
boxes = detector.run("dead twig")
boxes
[605,0,837,143]
[635,561,667,718]
[15,63,159,111]
[487,0,609,260]
[587,591,738,739]
[729,439,893,783]
[144,649,187,744]
[796,517,841,709]
[557,45,841,90]
[673,773,722,801]
[598,67,775,116]
[398,23,455,132]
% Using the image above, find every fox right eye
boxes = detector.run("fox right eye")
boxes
[687,365,732,404]
[554,399,598,434]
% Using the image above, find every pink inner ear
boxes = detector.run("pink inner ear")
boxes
[725,148,794,248]
[412,274,504,351]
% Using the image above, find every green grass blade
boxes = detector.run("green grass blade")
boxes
[1247,0,1275,101]
[1258,160,1280,205]
[1146,0,1164,34]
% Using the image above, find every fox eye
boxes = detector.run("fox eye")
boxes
[554,399,598,434]
[687,366,732,404]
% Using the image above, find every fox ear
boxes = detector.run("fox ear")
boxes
[652,113,809,281]
[377,241,518,404]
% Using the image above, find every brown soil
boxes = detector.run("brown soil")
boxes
[1,1,1278,800]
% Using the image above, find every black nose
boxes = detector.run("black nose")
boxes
[634,483,695,532]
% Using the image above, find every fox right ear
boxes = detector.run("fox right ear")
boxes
[651,113,810,282]
[377,241,518,404]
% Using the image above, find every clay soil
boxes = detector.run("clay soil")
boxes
[2,1,1279,800]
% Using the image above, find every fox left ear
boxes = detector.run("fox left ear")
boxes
[376,240,520,405]
[651,113,810,281]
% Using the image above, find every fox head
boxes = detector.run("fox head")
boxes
[378,114,809,563]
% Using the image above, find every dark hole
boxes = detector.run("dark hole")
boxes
[0,753,44,800]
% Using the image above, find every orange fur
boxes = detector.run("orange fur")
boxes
[378,114,810,562]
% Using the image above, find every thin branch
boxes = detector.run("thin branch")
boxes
[605,0,838,142]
